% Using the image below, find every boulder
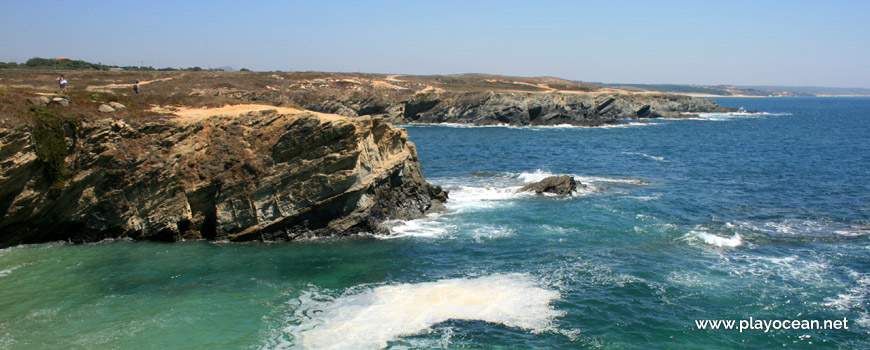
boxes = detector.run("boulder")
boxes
[517,175,583,195]
[98,104,116,113]
[27,96,50,106]
[108,102,127,111]
[49,97,70,107]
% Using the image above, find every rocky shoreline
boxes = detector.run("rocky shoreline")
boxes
[0,108,446,247]
[0,70,739,247]
[239,91,737,127]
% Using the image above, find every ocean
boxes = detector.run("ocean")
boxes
[1,97,868,349]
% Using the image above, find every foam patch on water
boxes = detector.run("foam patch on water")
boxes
[0,264,21,278]
[824,270,870,311]
[383,216,515,241]
[696,231,743,247]
[384,216,453,239]
[515,169,559,183]
[621,151,666,162]
[399,122,652,130]
[736,219,869,239]
[446,185,529,213]
[683,228,743,248]
[823,269,870,330]
[685,111,788,121]
[514,170,648,187]
[277,274,563,350]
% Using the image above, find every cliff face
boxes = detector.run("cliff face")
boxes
[288,92,737,126]
[0,110,446,247]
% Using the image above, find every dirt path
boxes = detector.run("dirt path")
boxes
[150,103,346,125]
[85,75,183,92]
[385,74,405,82]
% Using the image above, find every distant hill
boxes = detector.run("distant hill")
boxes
[0,57,224,72]
[736,85,870,96]
[597,83,733,96]
[598,83,870,97]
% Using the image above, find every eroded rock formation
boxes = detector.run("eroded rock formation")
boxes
[517,175,584,196]
[0,110,446,247]
[229,91,736,126]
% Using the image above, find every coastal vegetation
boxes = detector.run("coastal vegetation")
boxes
[29,105,78,193]
[0,57,226,72]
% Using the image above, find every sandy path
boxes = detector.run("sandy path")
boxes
[150,104,346,124]
[385,74,405,82]
[370,79,407,90]
[85,75,182,92]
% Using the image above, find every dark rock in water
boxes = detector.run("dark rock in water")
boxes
[0,112,446,247]
[517,175,584,196]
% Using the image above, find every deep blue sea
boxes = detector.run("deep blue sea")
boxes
[1,97,868,349]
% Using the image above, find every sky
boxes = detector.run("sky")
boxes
[2,0,869,88]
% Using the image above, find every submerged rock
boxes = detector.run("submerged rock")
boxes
[0,111,446,247]
[517,175,583,196]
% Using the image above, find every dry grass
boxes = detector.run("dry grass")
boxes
[0,69,604,127]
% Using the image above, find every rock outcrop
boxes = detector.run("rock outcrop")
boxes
[0,110,446,247]
[517,175,584,195]
[279,92,737,126]
[27,96,50,107]
[98,104,115,113]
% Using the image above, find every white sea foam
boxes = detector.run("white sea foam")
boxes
[592,122,654,129]
[0,264,21,278]
[712,253,833,290]
[697,231,743,247]
[621,151,666,162]
[684,111,788,121]
[684,229,743,248]
[514,170,648,187]
[384,217,453,239]
[737,219,868,238]
[573,175,650,185]
[824,270,870,312]
[857,314,870,329]
[384,216,514,241]
[278,274,563,350]
[629,194,662,201]
[516,169,558,183]
[399,122,652,130]
[446,185,528,213]
[467,225,516,241]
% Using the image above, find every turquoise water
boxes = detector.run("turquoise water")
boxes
[1,97,869,349]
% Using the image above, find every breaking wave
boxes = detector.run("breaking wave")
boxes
[271,274,563,349]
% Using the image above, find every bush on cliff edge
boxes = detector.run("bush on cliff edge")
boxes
[29,105,77,193]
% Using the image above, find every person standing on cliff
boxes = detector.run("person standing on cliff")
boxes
[58,74,68,93]
[133,81,139,94]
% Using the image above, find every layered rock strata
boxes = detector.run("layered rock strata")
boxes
[0,110,446,247]
[228,90,737,126]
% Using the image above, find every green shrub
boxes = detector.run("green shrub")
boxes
[29,106,77,192]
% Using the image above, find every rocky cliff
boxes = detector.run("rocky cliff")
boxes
[240,91,737,126]
[0,108,446,247]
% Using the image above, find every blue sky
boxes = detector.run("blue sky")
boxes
[2,0,868,87]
